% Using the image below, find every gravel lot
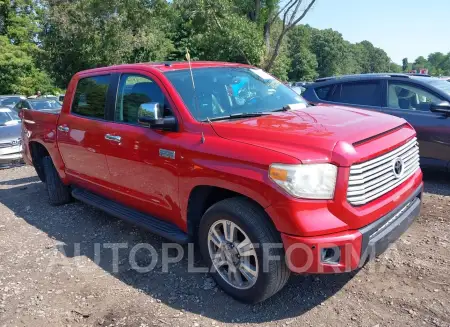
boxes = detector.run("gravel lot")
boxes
[0,165,449,327]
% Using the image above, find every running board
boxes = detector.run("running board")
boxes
[72,188,189,243]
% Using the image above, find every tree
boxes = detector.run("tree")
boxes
[0,0,42,45]
[41,0,175,87]
[351,41,391,73]
[402,58,408,72]
[427,52,447,75]
[0,0,55,95]
[169,0,263,65]
[260,0,317,71]
[370,47,390,73]
[287,24,317,80]
[288,47,318,81]
[0,35,54,95]
[310,29,352,77]
[412,56,427,70]
[389,62,403,73]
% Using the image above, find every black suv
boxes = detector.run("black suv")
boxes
[302,73,450,172]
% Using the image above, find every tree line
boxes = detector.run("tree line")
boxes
[1,0,449,96]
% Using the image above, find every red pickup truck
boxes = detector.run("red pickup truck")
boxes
[22,62,423,303]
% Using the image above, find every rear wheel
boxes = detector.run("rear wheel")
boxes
[42,156,71,206]
[198,197,290,303]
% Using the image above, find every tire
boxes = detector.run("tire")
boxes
[42,156,71,206]
[198,197,290,303]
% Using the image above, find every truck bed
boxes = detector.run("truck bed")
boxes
[21,110,61,166]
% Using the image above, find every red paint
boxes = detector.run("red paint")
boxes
[22,62,423,274]
[281,230,362,273]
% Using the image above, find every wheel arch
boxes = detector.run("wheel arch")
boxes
[186,185,274,239]
[29,141,51,182]
[28,140,67,184]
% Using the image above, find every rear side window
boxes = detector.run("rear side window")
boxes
[330,81,381,106]
[72,75,110,119]
[315,85,332,100]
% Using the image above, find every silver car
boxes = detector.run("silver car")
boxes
[0,108,23,168]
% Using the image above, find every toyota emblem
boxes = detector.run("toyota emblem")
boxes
[393,157,404,178]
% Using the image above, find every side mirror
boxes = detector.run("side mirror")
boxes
[430,101,450,115]
[138,102,177,131]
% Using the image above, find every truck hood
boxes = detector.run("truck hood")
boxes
[210,105,406,163]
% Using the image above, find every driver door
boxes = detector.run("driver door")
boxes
[382,80,450,170]
[101,72,181,224]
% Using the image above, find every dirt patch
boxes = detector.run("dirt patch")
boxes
[0,166,449,327]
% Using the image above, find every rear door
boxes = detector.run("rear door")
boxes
[57,74,114,185]
[381,79,450,170]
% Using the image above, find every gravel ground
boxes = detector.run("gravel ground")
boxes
[0,165,449,327]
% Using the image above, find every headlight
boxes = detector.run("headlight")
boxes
[269,163,338,199]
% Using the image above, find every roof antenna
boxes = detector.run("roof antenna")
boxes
[185,48,205,143]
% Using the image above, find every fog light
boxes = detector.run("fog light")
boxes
[320,246,341,264]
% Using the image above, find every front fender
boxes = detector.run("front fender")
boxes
[178,155,294,233]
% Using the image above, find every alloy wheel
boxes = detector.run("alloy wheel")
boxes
[207,219,259,290]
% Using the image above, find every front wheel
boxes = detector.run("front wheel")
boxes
[198,197,290,303]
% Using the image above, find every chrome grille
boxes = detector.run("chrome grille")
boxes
[347,137,420,206]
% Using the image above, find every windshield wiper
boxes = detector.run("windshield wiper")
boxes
[272,103,311,112]
[272,106,291,112]
[202,112,271,122]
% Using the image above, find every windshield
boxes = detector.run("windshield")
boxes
[424,78,450,95]
[30,100,62,110]
[165,67,308,121]
[0,111,19,125]
[0,97,21,107]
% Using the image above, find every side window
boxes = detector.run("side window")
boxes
[115,74,169,124]
[387,81,443,111]
[315,85,332,100]
[330,81,381,106]
[17,101,30,110]
[72,75,110,119]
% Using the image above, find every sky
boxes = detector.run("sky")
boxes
[301,0,449,64]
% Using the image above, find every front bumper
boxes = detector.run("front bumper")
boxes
[0,151,23,167]
[282,184,423,274]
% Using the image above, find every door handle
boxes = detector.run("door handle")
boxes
[58,125,69,133]
[105,134,122,143]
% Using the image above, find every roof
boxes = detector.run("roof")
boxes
[78,61,253,75]
[314,73,423,83]
[28,98,58,102]
[0,108,12,112]
[311,73,439,86]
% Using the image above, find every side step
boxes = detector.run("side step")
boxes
[72,188,189,243]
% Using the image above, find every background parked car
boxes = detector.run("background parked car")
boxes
[0,107,23,168]
[302,73,450,172]
[14,98,62,114]
[291,85,305,95]
[0,95,26,109]
[292,81,312,87]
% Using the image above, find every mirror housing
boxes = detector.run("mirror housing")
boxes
[430,101,450,115]
[138,102,177,131]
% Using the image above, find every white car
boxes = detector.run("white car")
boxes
[0,108,22,168]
